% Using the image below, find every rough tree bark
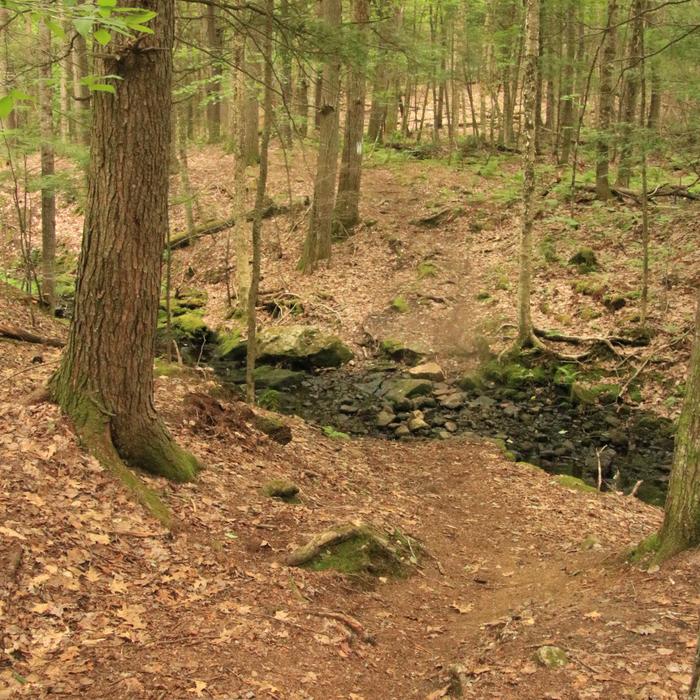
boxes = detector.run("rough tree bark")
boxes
[333,0,369,236]
[516,0,539,348]
[595,0,618,201]
[49,0,199,484]
[558,0,576,165]
[299,0,341,273]
[655,290,700,561]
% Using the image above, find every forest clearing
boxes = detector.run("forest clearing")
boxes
[1,0,699,698]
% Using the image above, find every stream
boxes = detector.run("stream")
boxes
[213,360,675,506]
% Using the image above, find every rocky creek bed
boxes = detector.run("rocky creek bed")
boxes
[212,355,675,506]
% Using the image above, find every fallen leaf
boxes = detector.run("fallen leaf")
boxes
[188,680,207,697]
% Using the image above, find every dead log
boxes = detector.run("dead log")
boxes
[167,198,307,251]
[0,323,65,348]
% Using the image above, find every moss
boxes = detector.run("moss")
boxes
[573,278,606,299]
[628,532,661,563]
[555,475,598,493]
[216,329,244,359]
[482,360,546,388]
[516,461,543,473]
[154,358,187,378]
[322,425,350,440]
[258,389,281,410]
[568,248,599,273]
[171,311,208,337]
[570,382,621,405]
[475,291,491,301]
[262,479,300,502]
[417,262,439,279]
[391,296,409,313]
[301,528,415,578]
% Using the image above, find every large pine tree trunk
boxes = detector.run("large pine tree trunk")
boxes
[333,0,369,235]
[50,0,199,483]
[299,0,341,273]
[657,290,700,560]
[517,0,539,347]
[595,0,618,201]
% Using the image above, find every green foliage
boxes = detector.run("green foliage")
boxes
[258,389,281,411]
[391,296,409,313]
[322,425,350,440]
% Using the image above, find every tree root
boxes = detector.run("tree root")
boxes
[305,609,376,645]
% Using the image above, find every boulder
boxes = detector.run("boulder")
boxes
[394,424,410,437]
[439,393,466,410]
[262,478,299,501]
[376,409,396,427]
[534,646,569,669]
[407,412,429,432]
[383,379,434,407]
[286,522,418,578]
[379,339,426,365]
[218,325,353,368]
[407,362,445,382]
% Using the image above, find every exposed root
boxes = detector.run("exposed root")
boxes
[305,610,376,645]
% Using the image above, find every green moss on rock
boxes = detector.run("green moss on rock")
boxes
[555,475,597,493]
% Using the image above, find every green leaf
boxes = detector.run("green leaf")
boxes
[0,95,15,119]
[45,18,66,38]
[90,83,116,94]
[93,28,111,45]
[74,17,92,37]
[97,0,117,6]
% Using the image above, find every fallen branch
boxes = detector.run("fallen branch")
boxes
[306,609,376,645]
[167,199,301,251]
[576,181,699,204]
[0,323,65,348]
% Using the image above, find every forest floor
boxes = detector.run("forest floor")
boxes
[1,141,699,698]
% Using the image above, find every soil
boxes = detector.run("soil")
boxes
[1,141,699,698]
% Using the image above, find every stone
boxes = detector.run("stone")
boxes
[444,421,458,433]
[407,411,429,432]
[413,396,437,409]
[262,479,299,501]
[439,393,465,410]
[217,325,353,368]
[383,379,434,407]
[339,403,359,414]
[253,416,293,445]
[394,424,410,437]
[379,339,426,365]
[376,409,396,428]
[534,646,569,668]
[407,362,445,382]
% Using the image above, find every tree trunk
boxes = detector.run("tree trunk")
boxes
[367,73,387,143]
[517,0,539,347]
[204,3,222,143]
[333,0,369,235]
[616,0,643,188]
[242,37,260,165]
[72,33,91,146]
[656,289,700,560]
[558,0,576,165]
[296,76,310,138]
[278,0,293,146]
[39,16,56,313]
[246,0,274,403]
[49,0,199,483]
[691,626,700,699]
[595,0,618,201]
[299,0,341,273]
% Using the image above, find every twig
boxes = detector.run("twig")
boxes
[305,609,376,645]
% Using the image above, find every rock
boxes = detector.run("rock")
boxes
[407,362,445,382]
[174,287,208,309]
[383,379,434,407]
[413,396,437,409]
[439,393,465,410]
[407,411,429,432]
[253,415,293,444]
[581,535,602,551]
[394,424,410,437]
[253,366,305,389]
[570,382,621,405]
[262,478,299,501]
[286,522,418,578]
[379,339,426,365]
[218,325,353,368]
[603,293,626,311]
[444,421,457,433]
[457,373,481,391]
[339,403,359,414]
[469,395,496,409]
[376,409,396,427]
[438,430,451,439]
[535,646,569,668]
[167,311,213,342]
[432,383,452,396]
